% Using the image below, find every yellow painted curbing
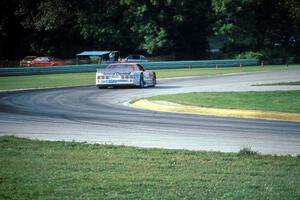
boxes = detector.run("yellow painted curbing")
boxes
[133,99,300,122]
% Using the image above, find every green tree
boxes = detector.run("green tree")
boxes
[1,0,211,59]
[16,0,93,57]
[0,0,28,59]
[121,0,211,58]
[212,0,298,54]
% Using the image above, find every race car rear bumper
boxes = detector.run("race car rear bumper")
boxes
[96,79,139,87]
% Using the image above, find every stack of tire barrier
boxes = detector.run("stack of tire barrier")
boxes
[0,59,258,76]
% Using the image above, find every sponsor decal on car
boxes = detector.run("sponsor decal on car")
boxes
[101,80,131,84]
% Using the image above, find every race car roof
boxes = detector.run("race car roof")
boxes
[76,51,111,56]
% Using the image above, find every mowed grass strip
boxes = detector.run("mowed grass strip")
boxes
[0,72,94,90]
[155,64,300,79]
[0,136,299,200]
[255,81,300,86]
[0,64,299,90]
[148,91,300,113]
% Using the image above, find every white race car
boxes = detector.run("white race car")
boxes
[96,63,156,88]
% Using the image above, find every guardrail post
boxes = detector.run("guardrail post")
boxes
[240,63,243,69]
[215,64,218,69]
[261,61,264,67]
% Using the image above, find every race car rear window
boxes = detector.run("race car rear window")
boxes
[35,57,49,62]
[107,65,135,70]
[128,55,140,59]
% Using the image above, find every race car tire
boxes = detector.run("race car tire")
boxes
[152,72,157,86]
[97,85,106,89]
[139,73,145,88]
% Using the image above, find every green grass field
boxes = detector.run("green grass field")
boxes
[0,73,94,90]
[1,136,299,199]
[0,64,299,91]
[155,64,300,78]
[1,65,300,199]
[148,91,300,113]
[255,81,300,86]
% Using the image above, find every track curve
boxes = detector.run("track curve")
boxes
[1,70,300,155]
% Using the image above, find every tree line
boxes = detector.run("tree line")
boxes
[0,0,299,60]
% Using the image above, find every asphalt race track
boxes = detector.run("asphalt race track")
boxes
[1,70,300,155]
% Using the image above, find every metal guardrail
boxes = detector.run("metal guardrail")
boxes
[0,64,107,76]
[143,59,258,69]
[0,59,258,76]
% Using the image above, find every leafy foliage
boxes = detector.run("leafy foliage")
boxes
[0,0,299,60]
[212,0,300,56]
[235,51,264,60]
[238,146,259,156]
[0,0,211,59]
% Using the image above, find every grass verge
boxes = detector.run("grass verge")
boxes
[0,72,94,91]
[254,81,300,86]
[0,136,299,199]
[155,64,300,79]
[148,91,300,113]
[0,64,299,91]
